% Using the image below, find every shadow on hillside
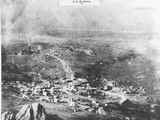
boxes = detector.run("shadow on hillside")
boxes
[69,113,114,120]
[46,113,110,120]
[46,114,64,120]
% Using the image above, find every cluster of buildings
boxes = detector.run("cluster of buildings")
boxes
[4,73,148,115]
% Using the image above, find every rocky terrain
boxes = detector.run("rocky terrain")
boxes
[2,40,160,120]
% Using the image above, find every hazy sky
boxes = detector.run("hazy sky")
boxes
[3,0,158,34]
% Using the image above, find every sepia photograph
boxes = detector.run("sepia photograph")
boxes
[1,0,160,120]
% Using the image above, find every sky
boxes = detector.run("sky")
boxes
[2,0,159,34]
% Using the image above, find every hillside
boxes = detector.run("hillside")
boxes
[2,37,160,120]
